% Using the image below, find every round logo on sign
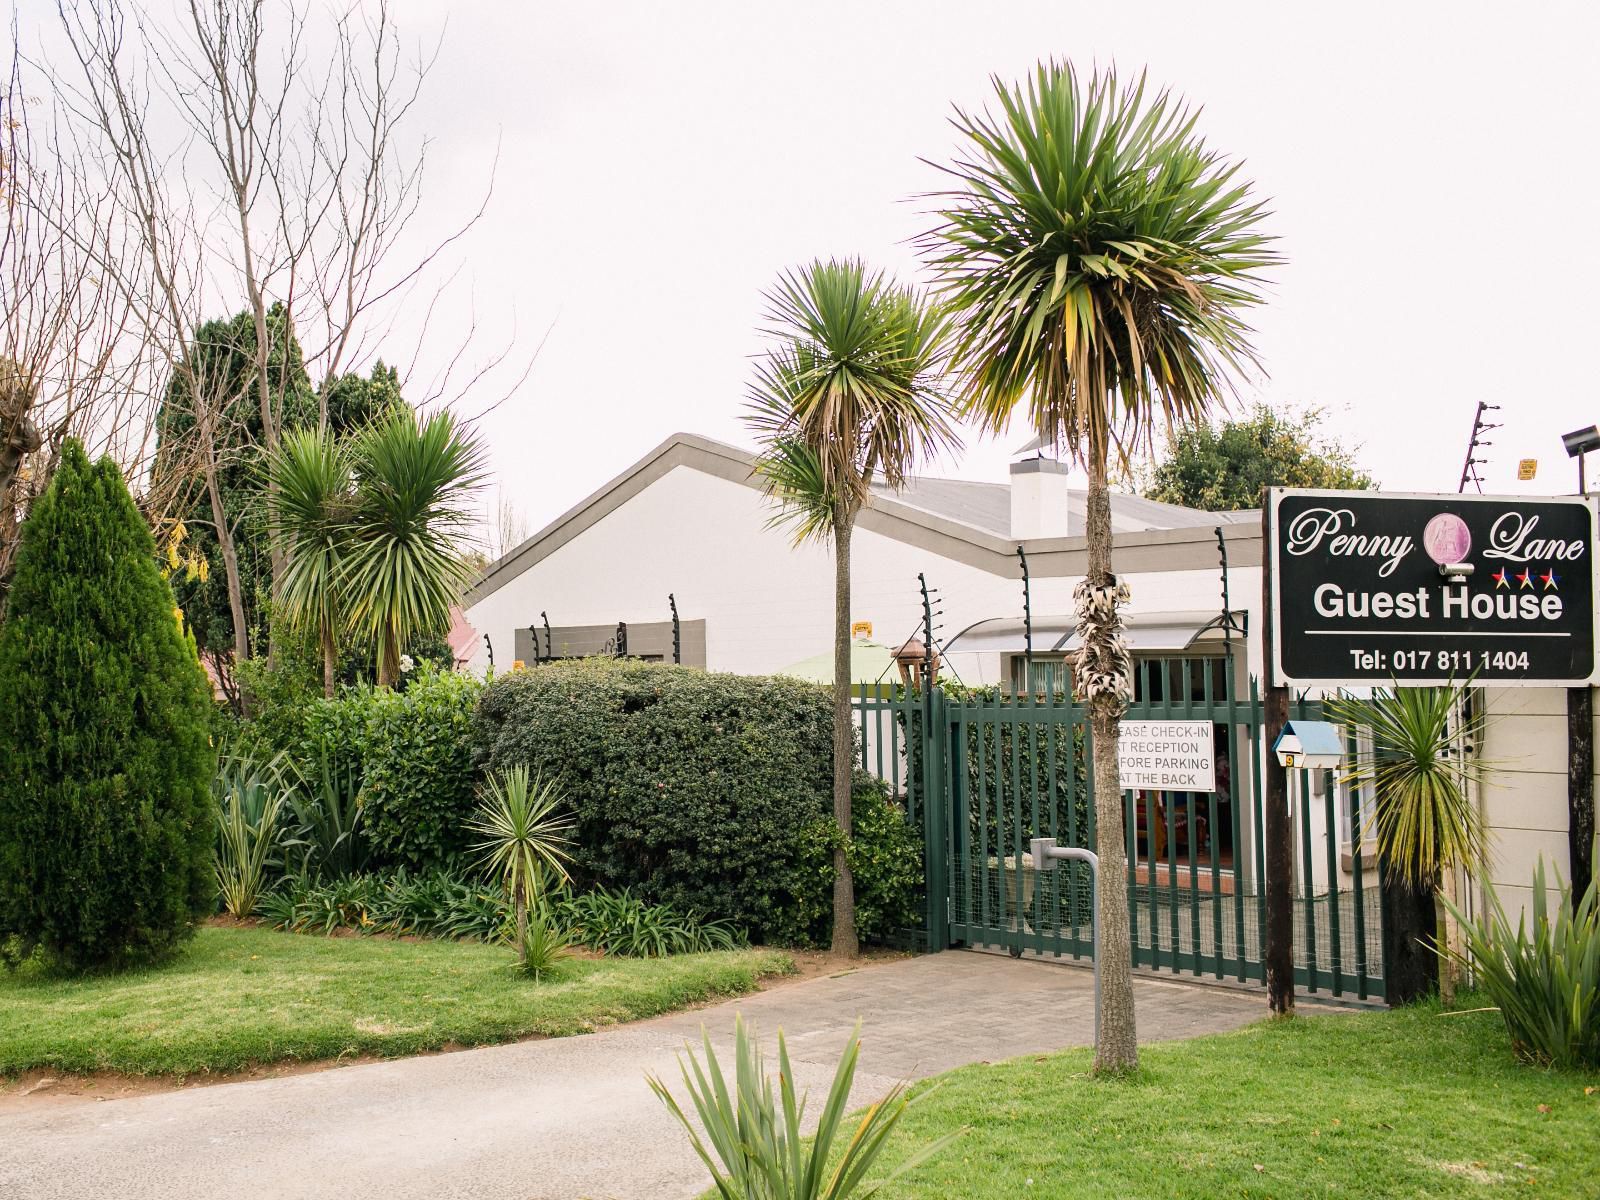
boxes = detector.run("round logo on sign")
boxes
[1422,512,1472,566]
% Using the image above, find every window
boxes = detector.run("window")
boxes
[1006,654,1072,697]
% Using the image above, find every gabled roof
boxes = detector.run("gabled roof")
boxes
[878,475,1257,537]
[466,432,1263,605]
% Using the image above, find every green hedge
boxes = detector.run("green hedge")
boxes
[231,664,482,874]
[771,777,925,948]
[473,659,920,944]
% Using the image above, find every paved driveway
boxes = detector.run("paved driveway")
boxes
[0,952,1265,1200]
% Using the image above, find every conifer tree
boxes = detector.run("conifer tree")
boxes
[0,441,216,970]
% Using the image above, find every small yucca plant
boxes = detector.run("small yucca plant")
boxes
[1440,860,1600,1071]
[468,765,573,975]
[648,1016,957,1199]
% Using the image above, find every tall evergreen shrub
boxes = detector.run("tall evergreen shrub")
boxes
[0,442,216,970]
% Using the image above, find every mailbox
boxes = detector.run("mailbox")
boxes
[1272,720,1344,770]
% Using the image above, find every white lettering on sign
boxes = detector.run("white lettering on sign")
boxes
[1116,720,1216,792]
[1283,507,1414,578]
[1481,512,1588,563]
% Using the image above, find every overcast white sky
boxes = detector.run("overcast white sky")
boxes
[62,1,1600,528]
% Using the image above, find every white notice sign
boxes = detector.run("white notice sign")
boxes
[1116,720,1215,792]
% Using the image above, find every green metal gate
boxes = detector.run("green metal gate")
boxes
[853,655,1387,1001]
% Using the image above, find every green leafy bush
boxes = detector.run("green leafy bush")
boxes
[772,777,924,948]
[0,442,216,971]
[559,888,745,956]
[259,869,509,939]
[1441,861,1600,1070]
[352,665,483,870]
[473,659,839,941]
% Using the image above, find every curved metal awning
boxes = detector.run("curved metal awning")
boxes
[944,610,1247,656]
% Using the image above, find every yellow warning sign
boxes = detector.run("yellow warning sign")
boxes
[851,620,873,640]
[1517,459,1538,481]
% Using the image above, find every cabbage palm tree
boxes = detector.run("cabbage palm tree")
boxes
[343,408,487,687]
[920,63,1278,1071]
[1325,685,1491,1006]
[746,258,958,957]
[469,764,574,973]
[265,427,353,697]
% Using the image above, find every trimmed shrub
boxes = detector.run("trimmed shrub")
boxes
[0,442,215,970]
[474,659,838,941]
[360,665,483,870]
[773,777,925,948]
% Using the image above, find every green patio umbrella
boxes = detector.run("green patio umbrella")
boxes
[778,640,902,690]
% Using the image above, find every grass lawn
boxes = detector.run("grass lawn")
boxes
[867,1001,1598,1199]
[0,923,791,1077]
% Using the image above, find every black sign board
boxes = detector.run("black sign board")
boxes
[1268,489,1599,686]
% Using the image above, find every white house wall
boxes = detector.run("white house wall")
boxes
[1477,686,1591,926]
[466,463,1264,685]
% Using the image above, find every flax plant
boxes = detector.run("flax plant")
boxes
[214,754,291,918]
[1326,684,1491,1005]
[649,1015,957,1199]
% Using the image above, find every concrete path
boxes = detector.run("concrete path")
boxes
[0,952,1265,1200]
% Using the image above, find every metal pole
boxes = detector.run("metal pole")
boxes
[1030,838,1101,1049]
[541,612,552,664]
[1017,545,1033,690]
[1261,491,1295,1015]
[669,594,682,665]
[483,634,493,672]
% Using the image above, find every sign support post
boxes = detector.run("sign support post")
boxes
[1570,687,1595,903]
[1260,491,1295,1016]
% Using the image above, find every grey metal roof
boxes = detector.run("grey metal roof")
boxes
[870,475,1255,538]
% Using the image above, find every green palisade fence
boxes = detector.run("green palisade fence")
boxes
[853,655,1385,1002]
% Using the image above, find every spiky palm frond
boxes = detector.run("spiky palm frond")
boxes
[468,764,574,906]
[751,437,836,547]
[1325,685,1491,886]
[918,61,1279,466]
[265,426,354,642]
[340,408,487,684]
[744,257,958,526]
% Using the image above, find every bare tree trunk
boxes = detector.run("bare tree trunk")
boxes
[200,445,249,669]
[1082,453,1137,1073]
[830,508,859,957]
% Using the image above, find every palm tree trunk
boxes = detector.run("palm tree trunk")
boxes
[377,624,399,688]
[515,882,529,969]
[320,619,337,699]
[1083,453,1138,1073]
[831,508,859,957]
[1437,868,1459,1007]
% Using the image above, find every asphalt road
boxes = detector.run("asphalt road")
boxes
[0,951,1266,1200]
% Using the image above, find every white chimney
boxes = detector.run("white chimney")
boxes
[1009,456,1073,540]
